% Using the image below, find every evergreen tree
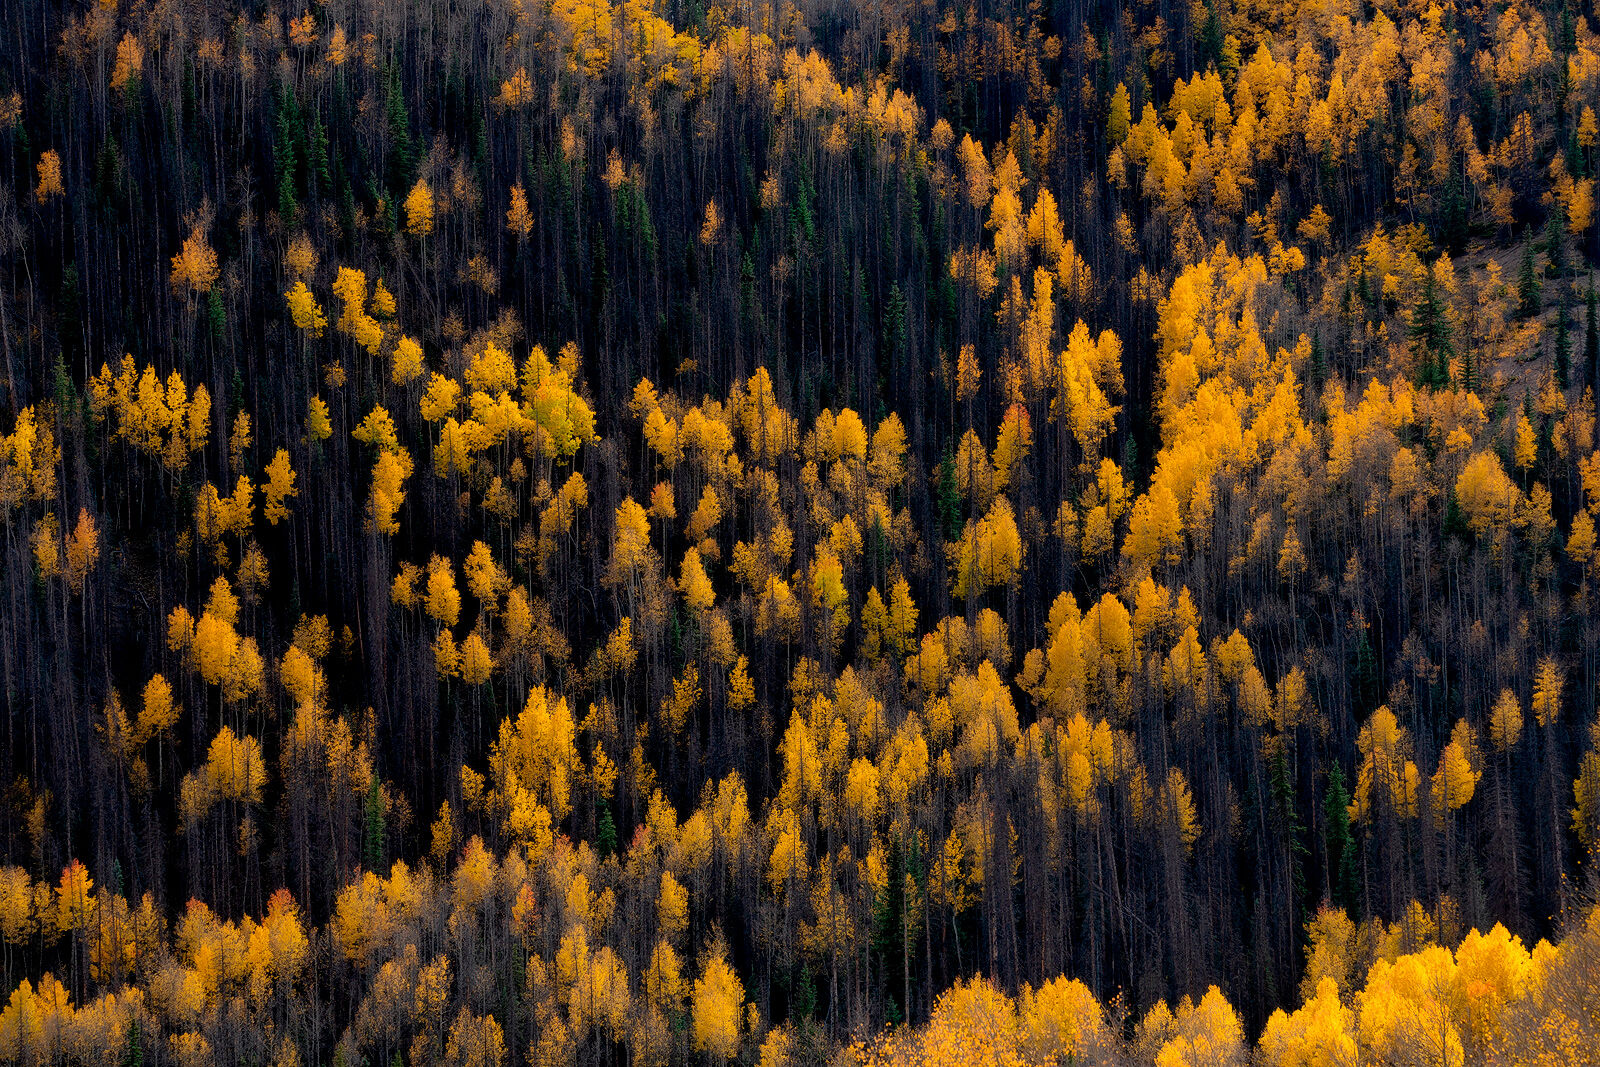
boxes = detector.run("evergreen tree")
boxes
[385,63,417,194]
[1440,161,1470,255]
[1271,745,1308,909]
[1556,295,1572,388]
[1352,629,1380,715]
[1410,268,1453,386]
[1324,764,1358,915]
[206,290,226,343]
[1586,281,1598,387]
[1545,202,1569,280]
[935,447,962,540]
[306,109,331,197]
[871,838,908,1019]
[274,89,301,223]
[364,776,386,871]
[1518,239,1543,317]
[1198,0,1225,72]
[122,1020,144,1067]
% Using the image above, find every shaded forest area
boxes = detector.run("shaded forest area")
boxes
[2,0,1600,1062]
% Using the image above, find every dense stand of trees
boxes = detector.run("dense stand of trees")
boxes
[2,0,1600,1063]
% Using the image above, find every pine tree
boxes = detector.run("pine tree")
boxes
[385,63,416,195]
[936,446,962,540]
[1198,0,1224,71]
[1409,268,1453,386]
[1545,203,1568,280]
[206,290,226,342]
[306,109,331,196]
[1309,330,1327,387]
[1271,745,1308,911]
[1555,296,1572,388]
[1324,765,1357,915]
[1352,629,1380,715]
[883,282,908,383]
[274,89,301,223]
[1440,161,1469,255]
[364,777,386,871]
[1586,281,1598,386]
[122,1020,144,1067]
[1518,240,1543,318]
[871,839,908,1020]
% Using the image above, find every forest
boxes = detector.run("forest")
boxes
[1,0,1600,1062]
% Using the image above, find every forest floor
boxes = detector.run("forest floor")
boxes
[1454,238,1592,402]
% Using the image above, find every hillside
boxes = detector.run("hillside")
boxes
[1,0,1600,1064]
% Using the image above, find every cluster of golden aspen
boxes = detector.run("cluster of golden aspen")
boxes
[4,0,1600,1063]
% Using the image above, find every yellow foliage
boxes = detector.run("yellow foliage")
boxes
[307,396,332,441]
[263,450,297,525]
[35,150,63,200]
[489,686,580,823]
[1351,706,1419,822]
[392,335,425,385]
[170,225,220,295]
[691,947,745,1060]
[404,180,435,237]
[950,497,1023,599]
[424,555,461,627]
[1155,987,1245,1067]
[1532,656,1563,728]
[1258,977,1356,1067]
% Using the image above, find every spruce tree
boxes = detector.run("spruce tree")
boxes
[121,1020,143,1067]
[274,89,301,223]
[935,447,961,540]
[1410,268,1453,386]
[1586,281,1598,386]
[306,109,331,197]
[1556,301,1571,388]
[1518,240,1543,317]
[1545,202,1568,280]
[1324,765,1358,915]
[385,62,416,194]
[364,776,386,871]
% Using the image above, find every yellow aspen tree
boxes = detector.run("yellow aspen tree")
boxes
[55,860,94,933]
[678,547,715,614]
[1018,976,1111,1065]
[170,223,220,295]
[392,335,424,385]
[64,508,100,594]
[1575,747,1600,854]
[1489,689,1523,751]
[463,542,508,608]
[35,150,63,200]
[263,450,297,524]
[136,674,178,743]
[1432,729,1480,821]
[691,944,745,1060]
[307,396,332,441]
[506,182,534,236]
[1124,484,1184,569]
[111,33,143,91]
[459,632,493,685]
[404,180,435,237]
[284,281,327,337]
[30,513,59,579]
[1531,657,1563,727]
[367,449,412,535]
[425,556,461,627]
